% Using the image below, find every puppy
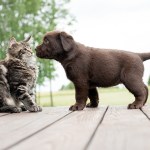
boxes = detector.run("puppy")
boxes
[36,31,150,111]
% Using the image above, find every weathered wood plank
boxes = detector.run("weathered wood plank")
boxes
[0,107,71,150]
[141,105,150,120]
[88,106,150,150]
[10,106,108,150]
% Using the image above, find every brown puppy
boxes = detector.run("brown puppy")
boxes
[36,31,150,111]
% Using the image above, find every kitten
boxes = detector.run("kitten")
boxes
[0,36,42,112]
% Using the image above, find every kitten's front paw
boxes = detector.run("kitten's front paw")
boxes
[27,105,42,112]
[11,107,22,113]
[0,106,22,113]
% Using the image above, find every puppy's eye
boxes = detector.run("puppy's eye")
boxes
[44,38,49,44]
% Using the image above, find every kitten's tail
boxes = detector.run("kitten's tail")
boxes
[137,53,150,61]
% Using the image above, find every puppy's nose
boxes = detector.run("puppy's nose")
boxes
[35,47,38,51]
[35,45,41,51]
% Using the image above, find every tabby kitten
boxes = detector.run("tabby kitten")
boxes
[0,36,42,113]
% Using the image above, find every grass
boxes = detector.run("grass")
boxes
[36,87,150,107]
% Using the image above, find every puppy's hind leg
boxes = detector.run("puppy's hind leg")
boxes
[122,75,148,109]
[86,87,99,108]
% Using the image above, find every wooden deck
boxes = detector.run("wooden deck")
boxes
[0,106,150,150]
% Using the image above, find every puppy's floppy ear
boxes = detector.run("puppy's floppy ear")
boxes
[60,32,74,51]
[9,37,17,48]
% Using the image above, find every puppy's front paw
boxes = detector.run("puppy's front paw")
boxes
[69,103,85,111]
[27,105,42,112]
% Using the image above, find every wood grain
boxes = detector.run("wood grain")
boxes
[10,106,108,150]
[0,107,71,150]
[88,106,150,150]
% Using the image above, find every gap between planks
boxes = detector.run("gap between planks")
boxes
[140,105,150,120]
[84,106,109,150]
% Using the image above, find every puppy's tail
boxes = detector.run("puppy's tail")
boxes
[137,53,150,61]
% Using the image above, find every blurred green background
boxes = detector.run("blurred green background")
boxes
[36,87,150,107]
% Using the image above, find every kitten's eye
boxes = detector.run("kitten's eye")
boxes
[20,49,26,54]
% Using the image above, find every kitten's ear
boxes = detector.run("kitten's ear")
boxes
[23,35,31,42]
[9,37,17,47]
